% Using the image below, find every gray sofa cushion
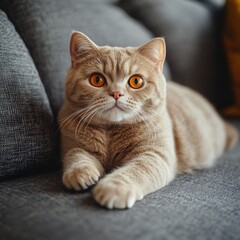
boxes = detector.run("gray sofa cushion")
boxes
[0,120,239,240]
[0,11,55,180]
[119,0,233,108]
[2,0,161,116]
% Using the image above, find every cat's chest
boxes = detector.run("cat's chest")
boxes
[77,125,141,170]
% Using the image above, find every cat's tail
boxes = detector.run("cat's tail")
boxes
[224,122,239,151]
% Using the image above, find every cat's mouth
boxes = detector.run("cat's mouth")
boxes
[104,101,128,113]
[108,103,125,112]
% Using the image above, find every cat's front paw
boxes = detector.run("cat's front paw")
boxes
[93,178,143,209]
[63,165,100,191]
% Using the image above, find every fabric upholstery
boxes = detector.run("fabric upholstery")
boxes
[0,11,55,180]
[0,120,239,240]
[0,1,240,239]
[223,0,240,117]
[2,0,159,116]
[119,0,232,108]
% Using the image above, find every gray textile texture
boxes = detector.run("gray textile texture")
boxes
[0,121,239,240]
[119,0,233,108]
[0,11,55,179]
[2,0,161,116]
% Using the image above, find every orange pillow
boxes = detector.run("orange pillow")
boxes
[223,0,240,117]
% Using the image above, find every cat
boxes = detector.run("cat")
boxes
[58,31,239,209]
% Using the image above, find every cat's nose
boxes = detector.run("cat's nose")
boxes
[109,91,124,101]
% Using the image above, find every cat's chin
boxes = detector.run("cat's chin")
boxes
[100,107,133,123]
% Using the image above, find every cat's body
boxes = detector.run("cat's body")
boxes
[59,32,238,209]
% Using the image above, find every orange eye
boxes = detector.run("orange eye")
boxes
[90,74,106,87]
[128,75,144,89]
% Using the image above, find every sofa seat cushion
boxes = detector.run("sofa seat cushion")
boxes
[0,11,56,180]
[0,120,239,240]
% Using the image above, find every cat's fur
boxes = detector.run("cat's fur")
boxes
[58,32,239,209]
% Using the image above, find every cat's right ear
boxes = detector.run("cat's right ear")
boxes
[70,31,99,68]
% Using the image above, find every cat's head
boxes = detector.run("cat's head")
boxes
[65,31,166,124]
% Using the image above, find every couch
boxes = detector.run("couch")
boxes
[0,0,239,239]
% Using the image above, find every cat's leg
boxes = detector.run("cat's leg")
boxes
[62,148,105,191]
[93,153,175,209]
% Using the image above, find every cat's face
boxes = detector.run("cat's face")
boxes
[65,32,166,123]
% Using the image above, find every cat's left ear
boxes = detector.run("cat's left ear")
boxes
[137,38,166,71]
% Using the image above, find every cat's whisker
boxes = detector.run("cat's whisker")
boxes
[74,102,105,138]
[58,112,78,130]
[84,106,105,130]
[62,108,94,131]
[75,108,97,138]
[80,109,99,130]
[77,105,99,125]
[58,108,88,131]
[60,105,96,139]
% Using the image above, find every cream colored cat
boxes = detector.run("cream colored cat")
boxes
[58,31,238,209]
